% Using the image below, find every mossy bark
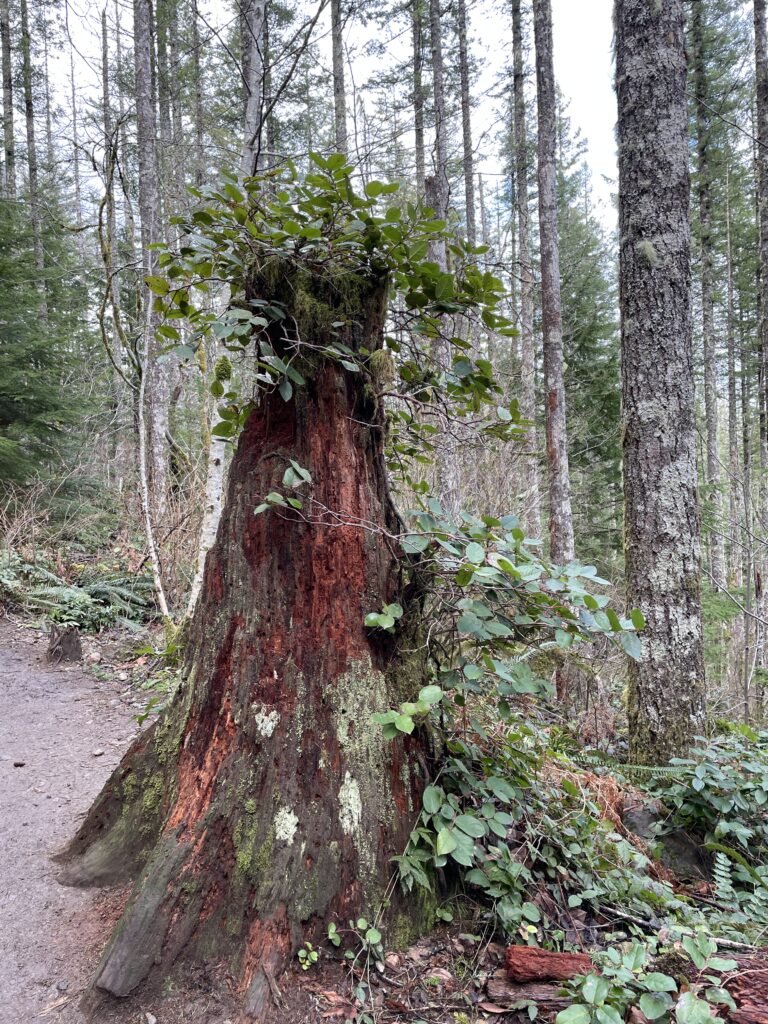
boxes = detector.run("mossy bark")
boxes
[58,262,433,1018]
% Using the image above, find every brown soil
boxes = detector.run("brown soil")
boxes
[0,617,248,1024]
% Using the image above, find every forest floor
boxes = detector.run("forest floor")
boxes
[0,617,240,1024]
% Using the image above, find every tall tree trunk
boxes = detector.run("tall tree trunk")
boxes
[427,0,459,519]
[241,0,266,176]
[68,39,82,230]
[692,0,725,589]
[726,166,742,587]
[740,311,753,720]
[756,0,768,472]
[456,0,475,247]
[58,263,430,1022]
[134,0,170,534]
[156,0,174,208]
[533,0,573,564]
[512,0,542,540]
[411,0,425,200]
[615,0,705,763]
[191,0,205,186]
[19,0,47,323]
[41,12,53,170]
[1,0,14,197]
[331,0,348,155]
[263,4,277,167]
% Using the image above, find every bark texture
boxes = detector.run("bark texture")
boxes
[0,0,14,198]
[412,0,426,199]
[331,0,348,155]
[59,262,431,1020]
[533,0,574,564]
[692,0,725,589]
[511,0,542,540]
[134,0,170,530]
[456,0,475,247]
[19,0,46,322]
[615,0,705,763]
[241,0,266,176]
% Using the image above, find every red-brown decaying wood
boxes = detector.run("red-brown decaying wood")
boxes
[498,948,768,1023]
[504,945,593,983]
[58,264,432,1021]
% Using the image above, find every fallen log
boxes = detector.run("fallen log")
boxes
[497,946,768,1024]
[504,945,593,983]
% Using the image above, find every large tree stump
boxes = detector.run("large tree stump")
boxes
[57,262,433,1019]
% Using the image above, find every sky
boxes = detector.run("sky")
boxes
[550,0,617,226]
[59,0,620,228]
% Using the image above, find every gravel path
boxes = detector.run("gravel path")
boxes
[0,620,137,1024]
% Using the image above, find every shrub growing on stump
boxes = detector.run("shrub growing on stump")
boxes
[58,165,439,1017]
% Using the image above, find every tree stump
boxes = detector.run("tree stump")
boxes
[47,624,82,664]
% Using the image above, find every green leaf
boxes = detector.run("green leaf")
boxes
[455,814,486,838]
[581,974,609,1006]
[620,631,643,661]
[465,542,485,564]
[638,993,674,1021]
[436,827,457,856]
[394,714,414,733]
[642,973,678,993]
[675,991,716,1024]
[630,608,645,630]
[146,275,169,295]
[402,534,430,554]
[423,785,443,814]
[555,1006,590,1024]
[521,902,541,923]
[365,927,382,945]
[418,684,443,705]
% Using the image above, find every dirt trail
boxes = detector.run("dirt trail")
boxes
[0,619,137,1024]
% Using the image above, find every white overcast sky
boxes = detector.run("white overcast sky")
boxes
[60,0,619,226]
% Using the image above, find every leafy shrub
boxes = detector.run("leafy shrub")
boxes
[649,729,768,856]
[557,933,736,1024]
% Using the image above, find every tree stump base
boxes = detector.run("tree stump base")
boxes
[47,624,82,664]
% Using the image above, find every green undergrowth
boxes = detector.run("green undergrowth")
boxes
[0,550,155,630]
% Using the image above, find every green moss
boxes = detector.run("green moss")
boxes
[233,812,274,886]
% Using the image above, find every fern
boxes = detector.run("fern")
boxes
[713,851,736,902]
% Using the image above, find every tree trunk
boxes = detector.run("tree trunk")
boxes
[411,0,426,200]
[533,0,574,565]
[58,263,431,1020]
[615,0,705,763]
[692,0,725,589]
[512,0,542,541]
[331,0,348,155]
[726,165,742,587]
[134,0,170,535]
[191,0,205,185]
[427,0,460,519]
[241,0,266,176]
[456,0,475,247]
[19,0,46,323]
[1,0,14,198]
